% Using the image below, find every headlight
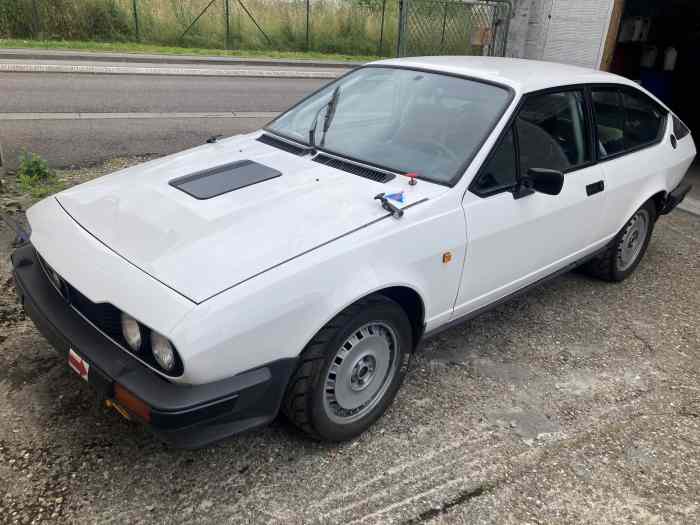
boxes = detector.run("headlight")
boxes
[151,332,176,371]
[120,313,142,352]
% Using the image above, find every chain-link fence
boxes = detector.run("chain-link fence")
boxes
[0,0,510,58]
[397,0,510,57]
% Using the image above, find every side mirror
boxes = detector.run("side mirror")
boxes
[513,168,564,198]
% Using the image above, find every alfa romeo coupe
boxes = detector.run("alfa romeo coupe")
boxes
[12,57,694,447]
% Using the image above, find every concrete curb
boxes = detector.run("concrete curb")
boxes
[0,48,362,69]
[0,62,340,79]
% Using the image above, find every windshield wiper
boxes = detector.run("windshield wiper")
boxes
[309,86,341,150]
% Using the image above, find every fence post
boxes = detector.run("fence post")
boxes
[440,2,448,50]
[377,0,387,56]
[225,0,231,49]
[132,0,140,41]
[305,0,310,51]
[31,0,41,38]
[396,0,409,57]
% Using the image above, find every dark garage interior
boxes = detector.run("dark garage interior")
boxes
[609,0,700,133]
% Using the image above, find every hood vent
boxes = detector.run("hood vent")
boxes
[170,160,281,199]
[257,134,309,156]
[312,154,396,183]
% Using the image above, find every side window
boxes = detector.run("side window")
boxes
[472,128,517,195]
[516,91,590,175]
[592,87,666,158]
[621,89,665,147]
[673,115,690,140]
[591,89,626,157]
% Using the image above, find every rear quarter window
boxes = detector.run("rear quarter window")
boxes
[673,115,691,140]
[592,86,667,158]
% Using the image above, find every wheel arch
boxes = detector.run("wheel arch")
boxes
[650,190,667,219]
[375,286,426,349]
[298,284,428,357]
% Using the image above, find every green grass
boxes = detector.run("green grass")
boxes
[0,38,378,62]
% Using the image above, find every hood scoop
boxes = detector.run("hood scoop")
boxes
[170,159,281,200]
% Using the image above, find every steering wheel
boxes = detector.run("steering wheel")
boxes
[413,139,460,164]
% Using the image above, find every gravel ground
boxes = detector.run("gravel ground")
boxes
[0,160,698,524]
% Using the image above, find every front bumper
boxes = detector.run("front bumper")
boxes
[11,243,297,448]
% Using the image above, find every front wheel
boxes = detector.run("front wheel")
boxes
[583,200,656,282]
[282,295,412,441]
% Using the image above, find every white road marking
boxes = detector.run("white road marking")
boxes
[0,112,278,121]
[0,62,340,78]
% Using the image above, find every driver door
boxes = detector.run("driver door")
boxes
[454,88,608,317]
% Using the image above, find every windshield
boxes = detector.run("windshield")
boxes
[266,66,512,185]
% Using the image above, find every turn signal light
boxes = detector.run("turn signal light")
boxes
[114,383,151,423]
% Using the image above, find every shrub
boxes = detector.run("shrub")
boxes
[17,150,52,183]
[16,150,65,199]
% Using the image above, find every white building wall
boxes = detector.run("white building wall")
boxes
[507,0,614,70]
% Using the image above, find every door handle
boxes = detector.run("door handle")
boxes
[586,181,604,196]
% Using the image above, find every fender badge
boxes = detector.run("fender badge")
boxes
[386,191,405,203]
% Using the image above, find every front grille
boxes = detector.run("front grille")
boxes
[256,133,309,155]
[36,250,124,346]
[312,154,396,183]
[35,249,183,377]
[67,284,123,342]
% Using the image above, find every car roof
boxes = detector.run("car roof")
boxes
[371,56,637,94]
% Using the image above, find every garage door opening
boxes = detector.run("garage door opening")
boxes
[605,0,700,210]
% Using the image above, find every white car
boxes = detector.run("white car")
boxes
[13,57,695,447]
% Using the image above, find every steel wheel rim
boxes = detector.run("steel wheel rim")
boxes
[323,322,399,424]
[617,209,650,271]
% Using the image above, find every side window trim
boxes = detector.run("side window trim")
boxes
[469,82,670,199]
[590,83,669,164]
[470,85,594,198]
[469,125,519,198]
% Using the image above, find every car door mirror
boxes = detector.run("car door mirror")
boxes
[520,168,565,197]
[528,167,565,195]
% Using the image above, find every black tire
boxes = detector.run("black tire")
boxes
[282,295,412,441]
[582,200,656,282]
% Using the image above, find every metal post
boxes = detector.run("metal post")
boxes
[132,0,140,41]
[305,0,310,51]
[396,0,409,57]
[225,0,231,49]
[237,0,272,45]
[180,0,218,42]
[440,2,448,50]
[377,0,387,56]
[32,0,41,38]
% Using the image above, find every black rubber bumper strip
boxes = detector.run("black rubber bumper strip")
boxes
[11,243,297,448]
[661,181,692,215]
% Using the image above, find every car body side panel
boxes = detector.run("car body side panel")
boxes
[456,162,608,317]
[599,118,696,236]
[169,196,466,384]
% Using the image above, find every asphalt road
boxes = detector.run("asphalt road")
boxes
[0,72,326,169]
[1,196,698,524]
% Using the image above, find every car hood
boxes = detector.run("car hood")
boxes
[56,133,447,303]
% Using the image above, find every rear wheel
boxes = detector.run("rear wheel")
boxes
[282,295,412,441]
[583,200,656,282]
